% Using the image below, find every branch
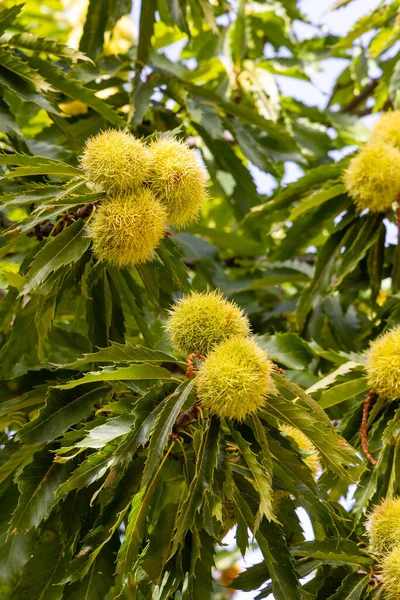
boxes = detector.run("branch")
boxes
[342,80,379,114]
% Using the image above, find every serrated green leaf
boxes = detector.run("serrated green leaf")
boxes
[28,56,126,127]
[139,502,178,586]
[141,381,194,484]
[289,183,345,221]
[0,385,46,419]
[247,162,344,221]
[296,226,351,330]
[65,341,180,369]
[10,448,73,533]
[0,47,53,92]
[390,59,400,109]
[306,361,362,395]
[272,371,332,426]
[22,219,90,295]
[0,203,79,261]
[62,544,115,600]
[0,4,24,35]
[55,447,116,499]
[61,460,143,584]
[257,333,315,370]
[36,293,57,361]
[0,180,86,211]
[116,450,170,577]
[54,191,104,205]
[334,3,398,49]
[319,377,369,408]
[326,572,370,600]
[251,413,273,480]
[13,531,70,600]
[156,235,191,292]
[0,96,20,134]
[0,486,36,587]
[262,378,361,480]
[382,407,400,445]
[0,268,25,290]
[229,425,275,525]
[267,433,336,533]
[0,63,56,113]
[252,558,319,599]
[112,393,165,469]
[232,489,302,600]
[231,0,246,68]
[132,78,157,127]
[79,0,110,58]
[291,539,373,567]
[368,222,385,301]
[228,561,269,592]
[55,363,173,390]
[0,152,83,177]
[5,33,89,63]
[116,486,147,576]
[0,297,38,379]
[272,196,347,262]
[0,445,36,486]
[17,383,111,446]
[334,215,383,287]
[184,529,215,600]
[75,415,135,449]
[170,416,220,556]
[108,268,154,346]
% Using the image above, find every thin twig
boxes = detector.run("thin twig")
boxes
[342,79,379,114]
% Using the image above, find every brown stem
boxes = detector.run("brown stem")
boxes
[172,401,200,434]
[186,352,205,378]
[361,389,377,465]
[271,363,285,375]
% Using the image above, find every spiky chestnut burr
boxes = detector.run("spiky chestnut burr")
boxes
[382,544,400,599]
[343,142,400,213]
[365,327,400,400]
[166,291,250,356]
[147,137,208,227]
[89,188,166,267]
[370,111,400,149]
[366,497,400,556]
[80,129,150,195]
[194,336,273,421]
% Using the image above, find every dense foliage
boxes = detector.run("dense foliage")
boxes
[1,1,400,598]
